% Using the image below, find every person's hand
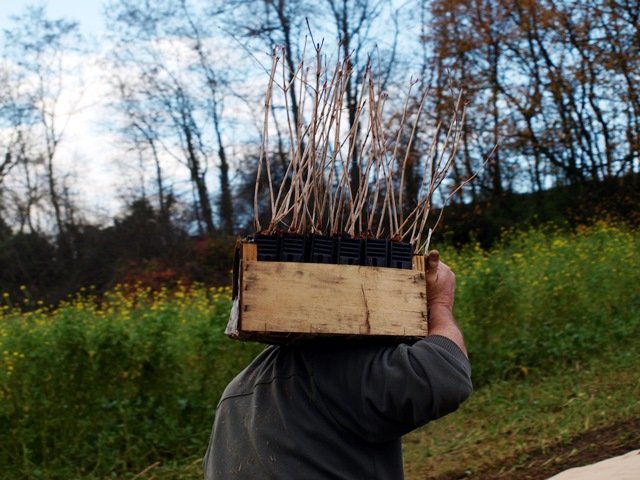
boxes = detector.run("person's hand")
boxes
[425,250,467,357]
[426,250,455,311]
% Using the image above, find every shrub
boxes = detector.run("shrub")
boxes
[0,285,262,478]
[444,222,640,385]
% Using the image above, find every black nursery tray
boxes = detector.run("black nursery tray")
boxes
[249,234,413,269]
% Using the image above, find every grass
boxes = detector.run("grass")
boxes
[403,339,640,479]
[0,221,638,479]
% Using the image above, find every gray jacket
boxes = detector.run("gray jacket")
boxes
[203,335,472,479]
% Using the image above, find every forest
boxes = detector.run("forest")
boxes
[1,0,639,303]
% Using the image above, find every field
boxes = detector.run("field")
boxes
[1,221,639,479]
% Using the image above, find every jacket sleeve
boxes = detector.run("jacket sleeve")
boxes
[308,335,472,443]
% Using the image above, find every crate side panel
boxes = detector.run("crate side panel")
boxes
[240,261,427,336]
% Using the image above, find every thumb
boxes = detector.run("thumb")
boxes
[425,250,440,284]
[426,249,440,273]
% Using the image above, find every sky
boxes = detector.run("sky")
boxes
[1,0,105,38]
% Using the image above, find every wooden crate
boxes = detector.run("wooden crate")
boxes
[225,241,428,343]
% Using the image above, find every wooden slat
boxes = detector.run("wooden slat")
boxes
[242,243,257,262]
[240,260,428,337]
[412,254,425,272]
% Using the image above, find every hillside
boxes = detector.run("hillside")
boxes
[1,221,638,478]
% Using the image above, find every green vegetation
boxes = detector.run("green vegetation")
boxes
[0,286,262,479]
[1,222,638,479]
[447,220,640,386]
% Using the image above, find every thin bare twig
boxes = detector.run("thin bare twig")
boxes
[253,45,480,252]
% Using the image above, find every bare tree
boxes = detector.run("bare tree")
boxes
[225,0,313,135]
[0,68,23,190]
[500,0,640,183]
[179,0,234,234]
[423,0,640,196]
[425,0,510,197]
[324,0,399,194]
[1,5,83,235]
[113,77,170,221]
[106,0,235,235]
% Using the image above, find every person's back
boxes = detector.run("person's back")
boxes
[204,251,471,479]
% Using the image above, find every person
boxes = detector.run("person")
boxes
[203,250,472,479]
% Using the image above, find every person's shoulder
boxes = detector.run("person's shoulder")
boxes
[301,337,403,376]
[226,344,315,392]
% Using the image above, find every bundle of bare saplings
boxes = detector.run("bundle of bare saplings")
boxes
[227,44,477,344]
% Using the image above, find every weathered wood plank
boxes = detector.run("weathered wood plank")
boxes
[413,254,425,272]
[240,260,428,337]
[242,243,257,262]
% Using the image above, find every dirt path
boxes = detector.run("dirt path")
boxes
[431,418,640,479]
